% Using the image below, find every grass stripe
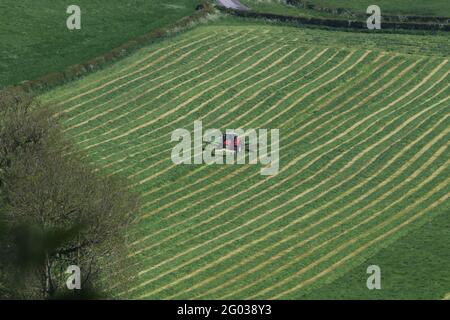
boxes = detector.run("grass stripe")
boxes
[117,79,448,297]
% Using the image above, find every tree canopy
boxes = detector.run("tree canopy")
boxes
[0,90,139,299]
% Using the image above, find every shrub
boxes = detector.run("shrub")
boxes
[0,92,139,299]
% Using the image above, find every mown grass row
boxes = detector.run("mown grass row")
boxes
[74,55,446,290]
[70,40,305,151]
[121,64,448,298]
[116,63,446,298]
[125,55,434,230]
[124,98,450,300]
[117,73,450,298]
[118,81,448,298]
[96,48,368,191]
[114,52,396,211]
[40,25,450,299]
[61,32,257,126]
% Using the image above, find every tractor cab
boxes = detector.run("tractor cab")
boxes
[222,133,242,152]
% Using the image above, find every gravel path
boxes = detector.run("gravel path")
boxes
[216,0,249,11]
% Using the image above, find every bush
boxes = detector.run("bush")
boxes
[0,92,139,299]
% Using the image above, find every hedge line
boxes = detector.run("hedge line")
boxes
[286,0,450,24]
[218,6,450,32]
[1,1,214,96]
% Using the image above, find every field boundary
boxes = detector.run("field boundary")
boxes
[0,1,214,96]
[218,6,450,32]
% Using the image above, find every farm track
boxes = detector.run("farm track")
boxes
[41,25,450,299]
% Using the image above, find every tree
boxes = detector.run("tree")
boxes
[0,90,139,299]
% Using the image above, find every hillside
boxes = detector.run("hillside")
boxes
[39,21,450,299]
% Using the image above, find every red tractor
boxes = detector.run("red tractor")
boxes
[222,133,242,152]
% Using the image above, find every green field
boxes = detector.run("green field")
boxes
[301,0,450,17]
[39,19,450,299]
[305,210,450,299]
[240,0,450,20]
[0,0,200,87]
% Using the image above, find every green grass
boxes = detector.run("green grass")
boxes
[0,0,200,87]
[303,209,450,299]
[240,0,450,20]
[39,22,449,299]
[301,0,450,17]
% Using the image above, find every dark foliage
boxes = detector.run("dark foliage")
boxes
[0,91,139,299]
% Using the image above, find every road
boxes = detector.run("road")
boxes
[216,0,249,11]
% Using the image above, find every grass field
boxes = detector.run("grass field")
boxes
[301,0,450,17]
[305,210,450,299]
[0,0,200,87]
[39,20,449,299]
[240,0,450,20]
